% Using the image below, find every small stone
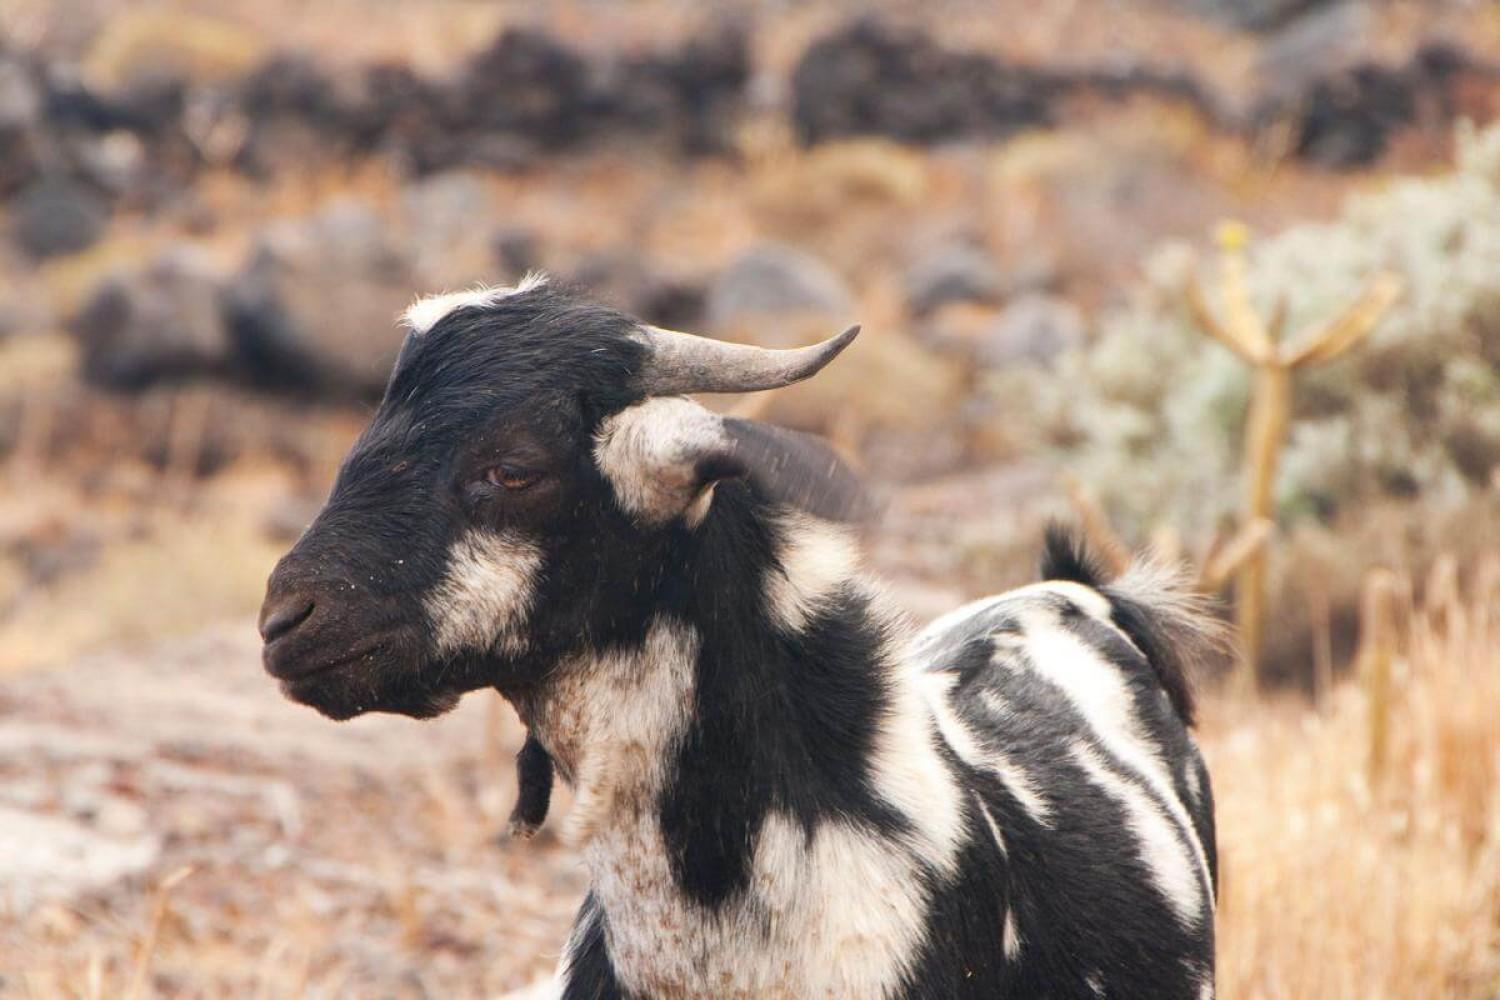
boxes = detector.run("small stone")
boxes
[10,178,110,259]
[975,294,1087,369]
[706,244,854,340]
[69,245,230,388]
[905,244,1005,317]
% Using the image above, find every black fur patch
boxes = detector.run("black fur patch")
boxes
[657,489,906,908]
[560,895,625,1000]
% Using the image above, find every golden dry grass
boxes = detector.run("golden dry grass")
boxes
[1207,558,1500,999]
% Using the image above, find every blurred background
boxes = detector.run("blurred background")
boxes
[0,0,1497,996]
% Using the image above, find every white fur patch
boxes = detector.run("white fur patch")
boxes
[867,616,966,877]
[976,798,1008,858]
[764,513,861,633]
[594,397,730,526]
[749,812,935,995]
[400,272,548,333]
[1184,757,1202,807]
[1070,740,1204,929]
[533,619,699,847]
[1003,906,1023,960]
[424,529,542,656]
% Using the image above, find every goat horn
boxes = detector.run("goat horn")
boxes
[633,324,860,396]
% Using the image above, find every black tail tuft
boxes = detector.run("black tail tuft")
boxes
[1041,523,1226,727]
[1040,523,1108,590]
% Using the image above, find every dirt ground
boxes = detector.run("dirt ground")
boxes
[0,626,581,997]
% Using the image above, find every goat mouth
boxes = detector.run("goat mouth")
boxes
[264,638,390,684]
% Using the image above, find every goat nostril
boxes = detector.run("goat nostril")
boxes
[259,595,316,644]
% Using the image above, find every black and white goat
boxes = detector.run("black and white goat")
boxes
[259,276,1222,999]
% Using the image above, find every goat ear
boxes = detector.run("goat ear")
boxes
[721,417,874,525]
[595,397,746,526]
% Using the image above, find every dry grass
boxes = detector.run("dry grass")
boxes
[1207,558,1500,999]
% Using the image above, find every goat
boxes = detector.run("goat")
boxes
[259,276,1222,999]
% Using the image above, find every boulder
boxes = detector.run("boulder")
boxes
[905,243,1005,317]
[10,177,110,258]
[791,20,1053,145]
[226,200,414,398]
[974,294,1087,369]
[400,170,492,263]
[70,245,231,387]
[706,244,854,341]
[0,54,41,196]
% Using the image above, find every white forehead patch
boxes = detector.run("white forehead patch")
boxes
[594,397,729,526]
[400,272,549,334]
[424,529,543,656]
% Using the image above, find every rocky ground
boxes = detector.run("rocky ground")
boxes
[0,627,583,997]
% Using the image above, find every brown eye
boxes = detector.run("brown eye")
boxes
[485,465,541,492]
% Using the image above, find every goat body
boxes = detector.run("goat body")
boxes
[531,508,1218,1000]
[257,280,1220,999]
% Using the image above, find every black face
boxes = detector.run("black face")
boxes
[259,285,650,720]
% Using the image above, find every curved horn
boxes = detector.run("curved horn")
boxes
[633,324,860,396]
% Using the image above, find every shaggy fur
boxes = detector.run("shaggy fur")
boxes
[258,282,1222,999]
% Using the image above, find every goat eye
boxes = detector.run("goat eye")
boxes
[484,465,541,492]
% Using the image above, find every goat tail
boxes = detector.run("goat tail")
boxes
[1041,523,1231,727]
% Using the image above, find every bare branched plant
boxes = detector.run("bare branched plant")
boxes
[1186,221,1402,687]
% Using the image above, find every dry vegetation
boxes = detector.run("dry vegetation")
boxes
[1212,559,1500,998]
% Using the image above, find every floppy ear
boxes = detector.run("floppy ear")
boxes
[595,398,876,529]
[594,397,747,526]
[720,417,874,525]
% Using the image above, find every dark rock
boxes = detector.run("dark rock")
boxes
[10,177,110,258]
[598,23,750,155]
[974,294,1086,369]
[1171,0,1339,33]
[1262,41,1477,169]
[1256,2,1370,102]
[905,244,1005,317]
[791,20,1053,145]
[563,252,706,330]
[706,244,854,337]
[0,56,41,196]
[637,277,707,332]
[69,246,231,388]
[225,200,414,399]
[491,227,541,276]
[401,170,491,260]
[454,29,591,149]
